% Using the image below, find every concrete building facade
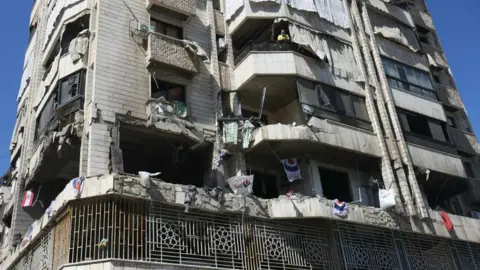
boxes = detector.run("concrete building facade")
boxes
[1,0,480,269]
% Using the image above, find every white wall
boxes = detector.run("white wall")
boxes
[408,143,467,178]
[234,52,365,96]
[391,87,446,121]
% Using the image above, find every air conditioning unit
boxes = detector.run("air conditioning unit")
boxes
[136,23,154,33]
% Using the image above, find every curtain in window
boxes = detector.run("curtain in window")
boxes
[288,23,330,61]
[286,0,316,12]
[377,38,429,71]
[328,37,361,81]
[369,11,420,52]
[312,0,350,29]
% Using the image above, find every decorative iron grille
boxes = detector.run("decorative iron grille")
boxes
[334,222,403,270]
[30,230,53,270]
[53,211,71,269]
[248,218,335,270]
[452,240,480,269]
[69,198,147,263]
[146,202,245,269]
[400,232,457,270]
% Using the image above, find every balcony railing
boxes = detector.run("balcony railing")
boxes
[147,33,198,74]
[234,41,318,66]
[147,0,196,17]
[8,196,480,270]
[435,82,464,108]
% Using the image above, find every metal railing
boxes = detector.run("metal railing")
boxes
[234,41,317,66]
[8,197,480,270]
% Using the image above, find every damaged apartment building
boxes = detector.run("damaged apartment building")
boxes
[2,0,480,269]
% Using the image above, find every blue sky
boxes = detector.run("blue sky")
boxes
[0,1,479,174]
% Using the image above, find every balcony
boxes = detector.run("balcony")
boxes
[422,42,448,68]
[435,83,464,109]
[391,87,446,121]
[249,118,381,158]
[146,0,196,19]
[408,142,466,178]
[449,127,478,156]
[409,6,435,30]
[214,10,225,36]
[234,41,364,97]
[147,33,198,74]
[5,173,480,270]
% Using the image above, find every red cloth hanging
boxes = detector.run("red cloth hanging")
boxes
[440,211,453,232]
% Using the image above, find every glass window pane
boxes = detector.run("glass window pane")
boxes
[387,77,399,89]
[384,59,399,78]
[340,92,353,116]
[410,85,423,96]
[352,96,369,121]
[405,66,418,85]
[396,65,408,82]
[422,89,437,100]
[319,85,336,110]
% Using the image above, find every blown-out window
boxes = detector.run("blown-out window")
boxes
[297,78,371,130]
[382,57,437,100]
[151,78,186,103]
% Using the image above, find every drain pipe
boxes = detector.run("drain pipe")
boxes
[344,1,403,213]
[350,0,414,216]
[360,1,428,219]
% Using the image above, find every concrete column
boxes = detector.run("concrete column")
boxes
[360,2,428,219]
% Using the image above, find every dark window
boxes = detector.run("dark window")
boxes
[28,25,37,43]
[318,84,369,121]
[252,171,278,199]
[382,57,437,101]
[151,79,186,103]
[150,19,183,39]
[35,92,56,140]
[406,113,431,137]
[432,74,441,84]
[463,162,475,178]
[35,70,86,140]
[417,25,431,45]
[447,116,457,128]
[319,167,352,202]
[213,0,221,11]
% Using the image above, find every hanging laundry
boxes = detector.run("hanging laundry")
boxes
[96,238,109,248]
[46,200,55,218]
[21,190,35,208]
[227,175,254,195]
[222,121,239,144]
[378,189,396,210]
[71,176,85,199]
[440,211,453,232]
[138,171,161,189]
[241,120,255,149]
[213,149,228,166]
[333,199,348,217]
[281,158,302,182]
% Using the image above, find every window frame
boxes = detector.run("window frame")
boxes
[151,78,187,103]
[382,57,438,101]
[150,18,183,40]
[317,83,370,122]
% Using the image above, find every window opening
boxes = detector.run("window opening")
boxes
[463,161,475,178]
[151,78,186,103]
[406,113,431,137]
[447,116,457,128]
[150,18,183,39]
[251,171,278,199]
[382,57,437,101]
[319,167,352,202]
